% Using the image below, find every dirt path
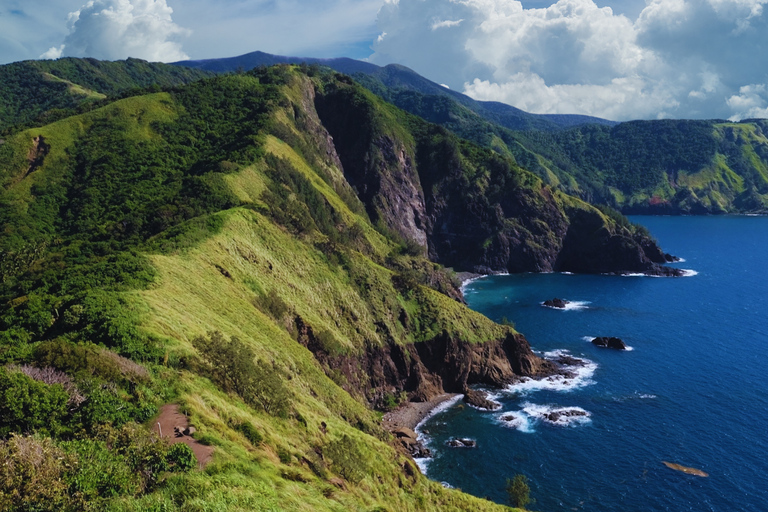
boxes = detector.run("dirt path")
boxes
[152,404,214,467]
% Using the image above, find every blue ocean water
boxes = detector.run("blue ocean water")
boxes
[419,216,768,511]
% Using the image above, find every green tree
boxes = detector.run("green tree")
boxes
[506,474,533,509]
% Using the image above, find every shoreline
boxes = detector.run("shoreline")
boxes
[382,393,462,432]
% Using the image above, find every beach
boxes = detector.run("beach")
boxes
[382,393,461,431]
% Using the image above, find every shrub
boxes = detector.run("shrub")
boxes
[0,367,70,438]
[235,422,263,446]
[506,474,533,509]
[324,434,368,483]
[0,434,74,511]
[192,331,290,417]
[166,443,197,472]
[62,439,140,501]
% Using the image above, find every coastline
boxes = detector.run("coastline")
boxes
[382,393,462,432]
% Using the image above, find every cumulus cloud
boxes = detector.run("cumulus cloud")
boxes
[41,0,189,62]
[370,0,768,121]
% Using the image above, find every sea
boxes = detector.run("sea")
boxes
[416,216,768,511]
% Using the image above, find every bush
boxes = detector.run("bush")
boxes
[0,434,75,511]
[0,367,70,438]
[62,439,140,501]
[235,422,263,446]
[506,474,533,509]
[166,443,197,472]
[192,331,290,417]
[324,434,368,483]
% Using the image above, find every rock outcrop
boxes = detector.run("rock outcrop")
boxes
[592,337,628,350]
[314,81,681,277]
[296,314,557,408]
[543,298,569,309]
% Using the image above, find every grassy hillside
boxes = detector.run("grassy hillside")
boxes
[0,57,212,133]
[0,66,525,511]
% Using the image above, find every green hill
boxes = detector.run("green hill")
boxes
[0,57,212,133]
[0,64,678,510]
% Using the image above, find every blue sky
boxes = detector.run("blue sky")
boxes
[1,0,767,121]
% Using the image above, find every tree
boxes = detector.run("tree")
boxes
[506,474,533,509]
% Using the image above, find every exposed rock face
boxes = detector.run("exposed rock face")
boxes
[313,82,680,277]
[543,298,569,309]
[393,427,431,458]
[314,85,429,250]
[592,337,628,350]
[463,389,500,410]
[295,315,556,408]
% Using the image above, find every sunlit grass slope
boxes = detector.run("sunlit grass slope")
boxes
[0,66,519,510]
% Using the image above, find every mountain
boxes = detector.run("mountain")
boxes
[174,51,768,214]
[0,63,680,510]
[0,57,213,133]
[175,50,615,131]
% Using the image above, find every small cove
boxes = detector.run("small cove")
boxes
[419,216,768,511]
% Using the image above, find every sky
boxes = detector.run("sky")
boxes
[1,0,767,122]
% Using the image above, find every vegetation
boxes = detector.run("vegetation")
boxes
[506,474,533,509]
[0,63,525,511]
[0,57,212,133]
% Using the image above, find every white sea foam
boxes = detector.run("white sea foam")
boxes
[521,402,592,427]
[415,395,464,433]
[501,350,597,395]
[681,269,698,277]
[676,258,686,263]
[413,394,465,474]
[496,410,534,433]
[541,300,590,311]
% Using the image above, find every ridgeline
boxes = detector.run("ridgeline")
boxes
[1,60,679,510]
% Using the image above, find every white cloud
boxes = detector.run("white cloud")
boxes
[40,45,65,60]
[431,19,464,30]
[727,83,768,120]
[371,0,768,120]
[55,0,190,62]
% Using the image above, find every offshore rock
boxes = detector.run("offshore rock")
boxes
[592,337,628,350]
[543,298,569,309]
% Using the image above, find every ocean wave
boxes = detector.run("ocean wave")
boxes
[541,300,591,311]
[681,269,698,277]
[522,402,592,427]
[496,410,534,433]
[497,403,592,431]
[502,350,597,395]
[413,395,465,474]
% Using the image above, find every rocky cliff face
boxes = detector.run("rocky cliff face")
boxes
[295,315,555,408]
[314,80,680,276]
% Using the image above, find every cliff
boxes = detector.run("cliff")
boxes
[315,78,680,276]
[0,65,563,511]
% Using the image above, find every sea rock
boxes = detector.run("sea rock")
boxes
[543,298,570,309]
[446,437,476,448]
[463,389,500,411]
[546,409,587,423]
[592,336,628,350]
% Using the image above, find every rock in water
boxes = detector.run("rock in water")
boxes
[543,298,570,309]
[446,437,477,448]
[592,337,628,350]
[463,389,500,410]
